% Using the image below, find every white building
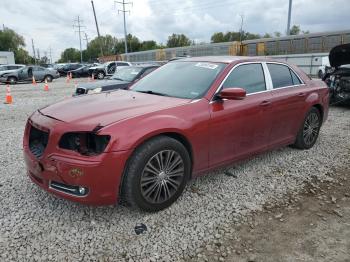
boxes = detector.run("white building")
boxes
[0,51,15,64]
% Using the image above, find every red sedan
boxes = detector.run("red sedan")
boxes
[23,56,329,211]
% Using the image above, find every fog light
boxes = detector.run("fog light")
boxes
[79,187,87,195]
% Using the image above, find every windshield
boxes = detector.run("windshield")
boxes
[131,61,226,99]
[110,67,143,81]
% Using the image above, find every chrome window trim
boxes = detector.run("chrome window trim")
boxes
[265,61,306,88]
[212,61,268,100]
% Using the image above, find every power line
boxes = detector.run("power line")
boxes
[115,0,132,54]
[73,16,85,63]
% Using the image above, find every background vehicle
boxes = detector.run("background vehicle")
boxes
[0,64,25,79]
[317,56,330,78]
[68,64,94,78]
[0,65,59,84]
[23,57,328,211]
[58,63,82,76]
[74,65,159,95]
[40,64,54,69]
[88,61,132,80]
[323,43,350,104]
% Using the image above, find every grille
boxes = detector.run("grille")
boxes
[76,87,87,95]
[29,125,49,158]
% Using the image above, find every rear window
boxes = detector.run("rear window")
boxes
[267,64,294,88]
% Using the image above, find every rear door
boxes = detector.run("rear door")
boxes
[33,66,46,81]
[266,63,309,145]
[209,62,274,167]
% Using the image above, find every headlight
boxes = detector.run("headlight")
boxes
[59,132,110,156]
[87,87,102,94]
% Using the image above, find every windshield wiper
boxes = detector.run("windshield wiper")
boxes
[136,90,167,96]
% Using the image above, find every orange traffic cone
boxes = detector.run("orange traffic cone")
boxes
[44,79,49,91]
[32,76,37,85]
[66,73,70,84]
[4,85,13,104]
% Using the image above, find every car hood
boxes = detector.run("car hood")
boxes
[79,79,130,90]
[329,43,350,68]
[40,89,190,127]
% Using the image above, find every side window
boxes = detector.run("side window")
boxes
[141,68,156,77]
[267,64,294,88]
[290,69,302,85]
[0,66,8,70]
[117,62,128,67]
[222,63,266,94]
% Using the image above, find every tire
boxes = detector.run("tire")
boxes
[45,75,53,82]
[293,107,321,149]
[96,71,105,80]
[7,76,17,85]
[318,70,323,79]
[121,136,191,212]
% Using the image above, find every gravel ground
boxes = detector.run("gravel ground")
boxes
[0,78,349,261]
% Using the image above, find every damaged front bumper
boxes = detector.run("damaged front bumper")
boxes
[23,110,131,205]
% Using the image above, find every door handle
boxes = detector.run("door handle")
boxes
[260,100,271,107]
[297,92,306,97]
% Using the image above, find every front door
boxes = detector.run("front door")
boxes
[209,63,273,167]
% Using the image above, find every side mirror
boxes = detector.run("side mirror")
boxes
[218,87,246,100]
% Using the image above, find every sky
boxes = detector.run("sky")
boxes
[0,0,349,62]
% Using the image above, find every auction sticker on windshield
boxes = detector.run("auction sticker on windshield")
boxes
[195,62,219,70]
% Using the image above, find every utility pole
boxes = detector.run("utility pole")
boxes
[83,33,90,49]
[73,16,85,63]
[91,0,104,57]
[286,0,292,35]
[115,0,132,54]
[49,46,53,64]
[239,14,244,43]
[37,48,40,62]
[31,39,36,64]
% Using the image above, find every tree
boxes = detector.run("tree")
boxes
[140,40,158,51]
[0,28,25,52]
[166,34,191,48]
[211,32,225,43]
[263,33,272,38]
[274,31,282,37]
[14,48,34,64]
[0,27,35,64]
[290,25,301,35]
[58,48,80,63]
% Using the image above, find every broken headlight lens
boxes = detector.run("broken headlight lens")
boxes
[59,132,110,156]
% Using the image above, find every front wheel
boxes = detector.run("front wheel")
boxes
[121,136,191,212]
[7,76,17,85]
[45,75,53,82]
[293,107,321,149]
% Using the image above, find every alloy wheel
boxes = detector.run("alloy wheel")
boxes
[303,112,320,146]
[140,150,185,204]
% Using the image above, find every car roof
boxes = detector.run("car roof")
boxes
[177,56,282,64]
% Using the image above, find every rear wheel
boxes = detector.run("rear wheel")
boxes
[97,71,105,80]
[7,76,17,85]
[293,107,321,149]
[121,136,191,212]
